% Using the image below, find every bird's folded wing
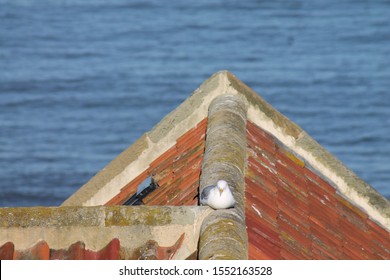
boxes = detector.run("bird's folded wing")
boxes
[200,185,214,204]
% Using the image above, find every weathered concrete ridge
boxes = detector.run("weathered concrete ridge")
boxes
[0,206,212,259]
[198,94,249,259]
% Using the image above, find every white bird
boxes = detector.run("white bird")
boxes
[200,180,235,209]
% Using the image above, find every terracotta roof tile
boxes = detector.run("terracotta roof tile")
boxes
[249,234,281,259]
[84,238,120,260]
[149,145,178,173]
[50,241,85,260]
[13,241,50,260]
[246,120,390,259]
[336,195,369,228]
[247,211,281,246]
[135,233,185,260]
[278,191,310,224]
[304,167,337,197]
[0,242,14,260]
[1,239,121,260]
[105,169,150,205]
[105,118,207,206]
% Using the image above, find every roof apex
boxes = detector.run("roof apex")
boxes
[62,70,233,207]
[63,70,390,230]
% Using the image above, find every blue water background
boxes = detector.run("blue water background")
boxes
[1,0,389,206]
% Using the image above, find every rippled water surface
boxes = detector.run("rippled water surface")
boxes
[1,0,389,206]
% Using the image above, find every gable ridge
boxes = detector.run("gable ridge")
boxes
[63,71,390,231]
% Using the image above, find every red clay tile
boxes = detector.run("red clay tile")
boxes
[278,204,310,229]
[176,136,205,155]
[172,146,204,176]
[371,228,390,247]
[280,247,307,260]
[149,145,178,172]
[336,196,369,230]
[247,122,277,152]
[246,180,277,209]
[339,219,371,249]
[367,219,390,237]
[309,211,341,241]
[280,244,312,260]
[122,169,150,192]
[246,204,278,228]
[176,123,205,143]
[145,165,201,206]
[310,223,343,257]
[173,185,199,206]
[106,169,151,205]
[279,226,312,260]
[253,157,278,178]
[144,178,177,204]
[176,131,206,154]
[248,244,275,260]
[196,117,208,130]
[50,241,86,260]
[367,220,390,251]
[247,164,279,195]
[246,187,278,216]
[274,171,297,193]
[245,120,390,259]
[134,121,206,206]
[341,240,372,260]
[275,146,305,169]
[0,242,14,260]
[154,170,174,188]
[174,160,201,183]
[277,183,308,214]
[309,195,340,229]
[304,168,336,196]
[170,179,200,205]
[369,234,390,259]
[14,240,50,260]
[278,207,309,237]
[143,185,173,205]
[84,238,120,260]
[247,229,282,259]
[176,118,207,144]
[278,215,310,249]
[106,192,127,206]
[311,241,341,260]
[157,233,185,260]
[250,146,276,169]
[308,187,337,209]
[247,216,280,247]
[106,194,126,205]
[247,153,267,172]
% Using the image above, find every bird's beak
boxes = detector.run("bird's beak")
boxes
[219,188,224,196]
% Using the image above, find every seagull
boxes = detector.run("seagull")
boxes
[200,180,235,209]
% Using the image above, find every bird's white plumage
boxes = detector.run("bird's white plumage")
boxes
[200,180,235,209]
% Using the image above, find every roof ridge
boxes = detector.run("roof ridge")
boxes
[62,70,389,231]
[198,94,248,259]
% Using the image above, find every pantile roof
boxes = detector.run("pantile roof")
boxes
[1,71,389,259]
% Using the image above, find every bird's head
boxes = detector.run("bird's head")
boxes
[217,180,228,196]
